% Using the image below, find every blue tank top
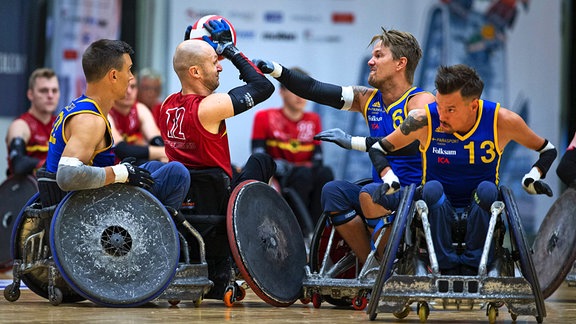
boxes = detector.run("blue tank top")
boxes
[422,99,502,208]
[364,87,424,186]
[46,95,115,173]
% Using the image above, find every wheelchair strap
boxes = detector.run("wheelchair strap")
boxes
[367,214,395,251]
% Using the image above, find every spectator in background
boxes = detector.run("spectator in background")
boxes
[251,68,334,226]
[109,76,167,165]
[5,68,59,177]
[137,67,163,124]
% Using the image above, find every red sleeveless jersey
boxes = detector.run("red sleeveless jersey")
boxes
[108,103,144,145]
[18,111,56,162]
[159,92,232,177]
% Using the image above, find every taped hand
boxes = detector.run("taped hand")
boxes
[522,167,553,197]
[120,157,155,190]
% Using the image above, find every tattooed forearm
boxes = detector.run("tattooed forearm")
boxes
[400,113,428,135]
[381,138,395,152]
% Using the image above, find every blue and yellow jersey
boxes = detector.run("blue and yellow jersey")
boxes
[46,95,115,173]
[422,99,502,208]
[363,87,425,186]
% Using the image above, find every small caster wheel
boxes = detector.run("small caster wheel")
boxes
[194,298,202,307]
[352,296,368,310]
[168,300,180,306]
[235,285,246,302]
[300,297,311,305]
[49,287,63,306]
[223,288,235,307]
[312,293,322,309]
[393,306,411,319]
[3,284,20,302]
[487,303,498,324]
[417,301,429,323]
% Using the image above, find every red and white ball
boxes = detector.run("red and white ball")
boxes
[187,15,237,46]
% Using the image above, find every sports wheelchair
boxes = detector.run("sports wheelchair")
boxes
[3,170,213,307]
[301,178,380,310]
[366,184,546,323]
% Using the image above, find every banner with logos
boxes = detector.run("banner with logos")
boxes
[167,0,561,232]
[47,0,122,110]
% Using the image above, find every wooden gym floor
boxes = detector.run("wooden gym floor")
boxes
[1,271,575,323]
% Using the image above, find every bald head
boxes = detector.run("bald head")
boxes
[173,40,215,79]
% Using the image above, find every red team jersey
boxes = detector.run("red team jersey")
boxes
[9,111,57,172]
[251,108,322,164]
[158,93,233,178]
[108,103,144,145]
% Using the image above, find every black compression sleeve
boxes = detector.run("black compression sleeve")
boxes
[227,52,275,115]
[277,67,344,109]
[115,142,149,160]
[9,137,40,176]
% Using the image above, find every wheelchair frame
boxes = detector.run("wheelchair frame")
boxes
[366,185,546,323]
[3,184,212,307]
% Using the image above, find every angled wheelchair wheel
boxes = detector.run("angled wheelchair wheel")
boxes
[367,184,416,319]
[50,184,179,307]
[227,180,306,307]
[500,186,546,323]
[308,212,356,307]
[10,193,84,303]
[531,187,576,299]
[1,175,38,271]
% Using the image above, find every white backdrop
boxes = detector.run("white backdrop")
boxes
[165,0,562,232]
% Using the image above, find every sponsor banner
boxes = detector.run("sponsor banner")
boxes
[48,0,122,110]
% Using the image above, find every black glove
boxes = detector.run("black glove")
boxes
[522,167,553,197]
[184,25,192,40]
[202,19,238,59]
[120,157,155,190]
[252,59,275,74]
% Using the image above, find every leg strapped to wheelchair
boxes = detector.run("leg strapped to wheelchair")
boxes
[4,168,212,307]
[301,183,401,311]
[367,185,546,323]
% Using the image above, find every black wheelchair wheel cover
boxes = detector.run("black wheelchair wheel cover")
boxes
[531,187,576,299]
[50,184,179,307]
[501,186,546,321]
[227,180,306,307]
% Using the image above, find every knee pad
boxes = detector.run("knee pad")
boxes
[328,210,357,226]
[473,181,498,212]
[422,180,445,210]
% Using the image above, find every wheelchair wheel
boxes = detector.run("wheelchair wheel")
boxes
[367,184,416,320]
[50,184,179,307]
[227,180,306,307]
[1,175,38,271]
[10,193,85,303]
[308,212,356,307]
[500,186,546,323]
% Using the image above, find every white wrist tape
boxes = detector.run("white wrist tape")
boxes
[351,136,367,151]
[112,164,129,183]
[270,62,283,78]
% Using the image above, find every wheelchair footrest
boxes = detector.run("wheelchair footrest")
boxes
[157,262,213,303]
